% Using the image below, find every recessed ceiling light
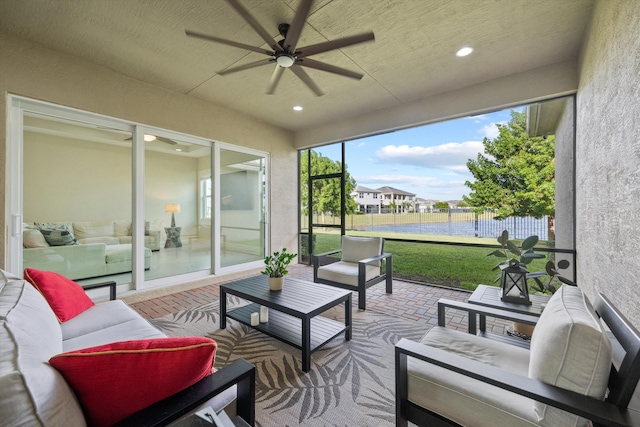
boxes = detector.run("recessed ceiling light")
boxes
[293,105,303,111]
[175,148,182,152]
[456,47,473,57]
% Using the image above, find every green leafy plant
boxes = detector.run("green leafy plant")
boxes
[487,230,575,294]
[262,249,297,278]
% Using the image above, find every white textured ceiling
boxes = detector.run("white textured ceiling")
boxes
[0,0,594,132]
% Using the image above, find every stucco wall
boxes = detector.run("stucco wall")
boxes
[576,0,640,325]
[553,97,576,282]
[0,34,298,271]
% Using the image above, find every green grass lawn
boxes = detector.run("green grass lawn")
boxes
[309,230,552,292]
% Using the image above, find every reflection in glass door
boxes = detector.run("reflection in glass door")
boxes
[144,134,212,280]
[22,112,133,286]
[219,148,266,268]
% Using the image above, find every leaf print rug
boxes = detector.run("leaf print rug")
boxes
[149,295,428,427]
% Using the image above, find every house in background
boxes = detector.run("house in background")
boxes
[351,185,382,214]
[377,186,417,213]
[351,185,417,213]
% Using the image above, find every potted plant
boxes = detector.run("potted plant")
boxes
[488,230,576,337]
[488,230,545,305]
[262,248,297,291]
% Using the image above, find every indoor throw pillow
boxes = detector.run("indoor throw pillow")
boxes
[34,222,78,246]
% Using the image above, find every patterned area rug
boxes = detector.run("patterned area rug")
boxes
[149,295,428,427]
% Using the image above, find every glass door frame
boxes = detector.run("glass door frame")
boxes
[214,141,269,274]
[304,143,347,259]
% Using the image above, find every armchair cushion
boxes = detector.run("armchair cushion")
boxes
[529,285,612,426]
[408,327,538,427]
[49,337,217,427]
[341,236,383,265]
[316,261,381,287]
[24,268,95,322]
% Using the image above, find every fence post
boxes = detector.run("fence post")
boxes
[475,213,478,237]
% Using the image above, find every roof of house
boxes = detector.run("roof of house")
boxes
[354,185,381,193]
[377,186,416,197]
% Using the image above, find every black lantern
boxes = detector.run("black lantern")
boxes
[500,259,531,305]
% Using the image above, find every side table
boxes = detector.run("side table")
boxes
[468,285,550,336]
[164,226,182,248]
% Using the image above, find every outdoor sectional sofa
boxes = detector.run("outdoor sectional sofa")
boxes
[22,220,160,280]
[0,268,255,426]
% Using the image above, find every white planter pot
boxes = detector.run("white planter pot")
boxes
[268,276,284,291]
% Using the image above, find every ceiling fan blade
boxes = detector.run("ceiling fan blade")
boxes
[282,0,313,51]
[225,0,283,52]
[266,65,286,95]
[219,59,274,76]
[297,32,375,57]
[298,58,363,80]
[156,136,177,145]
[185,30,272,55]
[290,66,324,97]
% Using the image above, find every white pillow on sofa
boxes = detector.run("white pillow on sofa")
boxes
[114,220,131,237]
[73,221,115,240]
[23,229,49,248]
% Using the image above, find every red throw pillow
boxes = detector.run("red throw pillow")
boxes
[24,268,95,322]
[49,337,217,427]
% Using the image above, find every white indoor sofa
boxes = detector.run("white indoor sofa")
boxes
[0,269,255,426]
[23,220,160,280]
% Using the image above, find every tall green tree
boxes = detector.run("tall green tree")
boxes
[464,110,556,239]
[300,150,357,218]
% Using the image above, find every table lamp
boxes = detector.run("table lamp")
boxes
[165,203,180,227]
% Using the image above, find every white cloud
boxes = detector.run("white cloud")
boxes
[480,121,507,139]
[374,141,483,171]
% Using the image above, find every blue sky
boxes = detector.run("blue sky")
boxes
[315,106,523,202]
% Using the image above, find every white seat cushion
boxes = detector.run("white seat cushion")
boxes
[317,261,380,286]
[63,318,166,352]
[408,326,539,427]
[61,300,143,341]
[529,285,612,426]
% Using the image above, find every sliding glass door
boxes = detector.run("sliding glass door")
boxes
[219,147,267,268]
[144,134,212,280]
[9,96,268,291]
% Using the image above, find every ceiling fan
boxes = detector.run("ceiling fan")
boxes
[185,0,375,96]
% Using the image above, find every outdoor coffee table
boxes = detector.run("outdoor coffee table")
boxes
[220,275,352,372]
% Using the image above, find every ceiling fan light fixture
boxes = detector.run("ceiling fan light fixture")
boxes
[144,134,157,142]
[276,55,295,68]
